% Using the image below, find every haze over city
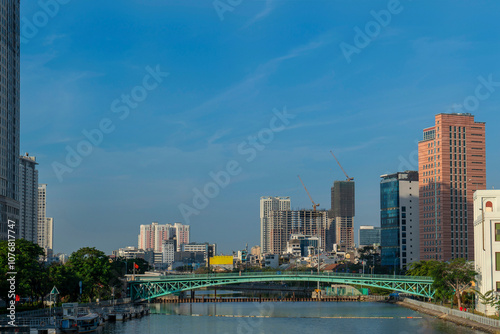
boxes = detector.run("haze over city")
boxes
[20,0,500,255]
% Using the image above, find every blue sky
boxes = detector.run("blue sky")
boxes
[21,0,500,255]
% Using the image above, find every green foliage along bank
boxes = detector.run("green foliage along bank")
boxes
[0,240,149,307]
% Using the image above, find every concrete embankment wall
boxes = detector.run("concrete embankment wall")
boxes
[400,298,500,333]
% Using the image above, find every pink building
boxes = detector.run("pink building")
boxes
[138,222,190,252]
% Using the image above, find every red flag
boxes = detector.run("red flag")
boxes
[134,263,139,269]
[15,295,20,302]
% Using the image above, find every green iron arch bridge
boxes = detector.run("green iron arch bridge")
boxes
[129,272,435,302]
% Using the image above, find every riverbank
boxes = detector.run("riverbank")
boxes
[397,299,500,334]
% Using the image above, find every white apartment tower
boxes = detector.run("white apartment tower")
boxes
[260,196,291,254]
[38,184,54,254]
[19,153,38,243]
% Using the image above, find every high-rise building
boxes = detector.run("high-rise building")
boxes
[19,153,38,243]
[37,184,54,255]
[0,0,21,241]
[380,171,419,269]
[174,222,190,252]
[268,209,328,255]
[260,196,290,254]
[330,181,355,251]
[418,113,486,261]
[45,217,54,254]
[138,222,189,252]
[358,226,381,248]
[38,184,46,246]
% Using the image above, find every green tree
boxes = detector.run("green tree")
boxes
[48,263,80,302]
[0,239,47,302]
[67,247,112,302]
[407,259,476,309]
[436,258,476,309]
[358,246,381,265]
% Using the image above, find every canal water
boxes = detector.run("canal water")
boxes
[100,302,483,334]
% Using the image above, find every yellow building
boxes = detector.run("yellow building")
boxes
[209,256,233,270]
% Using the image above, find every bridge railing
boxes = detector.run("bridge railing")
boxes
[131,271,433,282]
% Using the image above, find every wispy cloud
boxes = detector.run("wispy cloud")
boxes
[242,0,279,29]
[207,129,232,145]
[334,136,388,153]
[43,33,67,46]
[411,37,473,61]
[185,34,333,118]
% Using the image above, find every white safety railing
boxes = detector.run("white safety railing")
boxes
[403,298,500,328]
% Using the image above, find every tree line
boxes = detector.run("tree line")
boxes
[0,240,149,305]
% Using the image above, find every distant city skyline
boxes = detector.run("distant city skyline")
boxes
[20,1,500,255]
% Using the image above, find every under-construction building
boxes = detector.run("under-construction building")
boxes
[268,209,328,255]
[330,181,355,252]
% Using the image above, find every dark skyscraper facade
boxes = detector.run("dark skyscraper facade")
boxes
[330,181,355,251]
[0,0,20,240]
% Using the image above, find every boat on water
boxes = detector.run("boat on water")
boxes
[60,313,100,333]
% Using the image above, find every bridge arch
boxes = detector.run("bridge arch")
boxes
[129,272,434,302]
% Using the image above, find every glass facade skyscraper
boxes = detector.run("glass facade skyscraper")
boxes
[380,177,400,267]
[0,0,20,240]
[380,171,419,269]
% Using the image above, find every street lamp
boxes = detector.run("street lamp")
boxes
[393,257,399,278]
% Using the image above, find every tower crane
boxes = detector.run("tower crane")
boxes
[330,150,354,181]
[298,175,320,211]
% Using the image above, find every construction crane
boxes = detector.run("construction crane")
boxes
[298,175,320,211]
[330,150,354,181]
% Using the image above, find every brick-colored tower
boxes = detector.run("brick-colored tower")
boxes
[419,113,486,261]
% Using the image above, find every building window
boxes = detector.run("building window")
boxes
[497,282,500,292]
[496,253,500,271]
[496,223,500,242]
[486,201,493,212]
